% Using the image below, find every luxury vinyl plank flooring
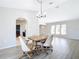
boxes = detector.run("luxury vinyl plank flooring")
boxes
[0,37,79,59]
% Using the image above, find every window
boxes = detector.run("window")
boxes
[56,25,61,35]
[51,25,55,34]
[61,24,67,35]
[51,24,67,35]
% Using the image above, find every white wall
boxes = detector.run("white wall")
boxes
[47,19,79,40]
[0,7,39,49]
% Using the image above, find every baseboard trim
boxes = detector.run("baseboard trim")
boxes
[0,44,16,50]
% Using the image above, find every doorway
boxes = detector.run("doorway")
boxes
[16,25,20,37]
[16,18,27,45]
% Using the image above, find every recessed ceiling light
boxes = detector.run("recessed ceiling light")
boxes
[55,5,59,8]
[49,2,53,5]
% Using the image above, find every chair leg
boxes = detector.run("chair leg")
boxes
[49,48,53,52]
[23,52,26,54]
[19,54,26,59]
[51,49,53,52]
[20,53,32,59]
[27,52,33,59]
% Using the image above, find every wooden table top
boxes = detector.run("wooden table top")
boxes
[28,35,48,42]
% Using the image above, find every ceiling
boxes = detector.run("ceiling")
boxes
[0,0,67,11]
[0,0,79,23]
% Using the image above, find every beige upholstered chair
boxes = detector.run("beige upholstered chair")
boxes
[19,36,33,59]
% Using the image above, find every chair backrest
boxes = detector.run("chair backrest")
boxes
[19,36,30,52]
[43,35,53,46]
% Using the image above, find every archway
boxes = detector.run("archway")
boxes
[16,18,27,45]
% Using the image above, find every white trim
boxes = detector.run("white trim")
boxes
[0,44,16,50]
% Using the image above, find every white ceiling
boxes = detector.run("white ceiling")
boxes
[38,0,79,23]
[0,0,37,11]
[0,0,79,23]
[0,0,67,11]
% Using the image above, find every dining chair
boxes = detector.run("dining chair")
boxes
[19,36,33,59]
[42,35,53,53]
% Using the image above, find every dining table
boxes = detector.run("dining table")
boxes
[28,35,48,49]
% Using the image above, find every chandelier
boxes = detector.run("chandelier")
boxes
[36,0,46,19]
